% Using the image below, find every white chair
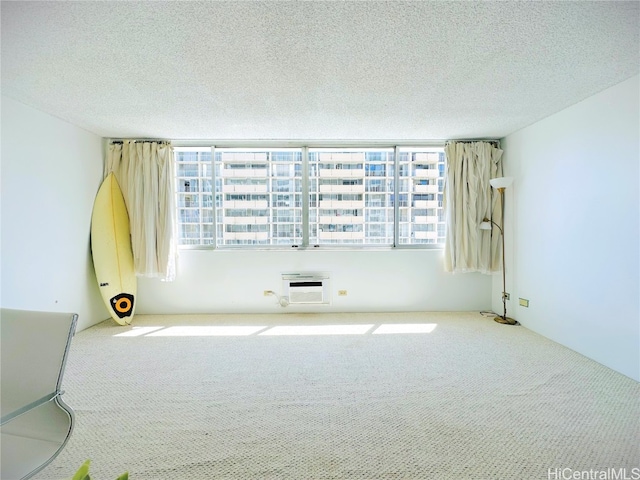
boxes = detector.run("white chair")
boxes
[1,308,78,480]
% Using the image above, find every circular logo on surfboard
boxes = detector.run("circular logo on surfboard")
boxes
[110,293,135,319]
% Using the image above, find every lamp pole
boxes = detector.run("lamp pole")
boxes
[484,176,517,325]
[497,187,508,323]
[495,186,517,325]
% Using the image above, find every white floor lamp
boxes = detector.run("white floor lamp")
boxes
[480,176,518,325]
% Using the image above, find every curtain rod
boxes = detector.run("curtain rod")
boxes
[110,139,170,145]
[445,139,501,147]
[110,138,500,147]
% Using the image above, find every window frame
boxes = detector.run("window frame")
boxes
[173,141,446,251]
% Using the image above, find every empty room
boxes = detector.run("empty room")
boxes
[1,1,638,479]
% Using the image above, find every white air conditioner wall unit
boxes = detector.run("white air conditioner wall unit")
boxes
[282,273,330,305]
[289,281,324,304]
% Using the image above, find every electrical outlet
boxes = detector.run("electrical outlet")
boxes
[338,290,348,296]
[504,292,510,300]
[519,298,529,307]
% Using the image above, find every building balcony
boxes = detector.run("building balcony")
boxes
[318,215,365,224]
[177,196,199,208]
[318,169,363,178]
[412,169,439,178]
[414,200,439,208]
[220,168,268,178]
[413,184,439,193]
[414,230,438,240]
[222,184,268,193]
[222,216,269,224]
[222,231,269,241]
[224,200,269,209]
[412,152,441,163]
[318,231,365,240]
[413,216,438,224]
[319,184,365,193]
[319,200,364,209]
[219,153,268,162]
[316,152,365,163]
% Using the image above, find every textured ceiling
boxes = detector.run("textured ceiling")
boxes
[1,1,638,141]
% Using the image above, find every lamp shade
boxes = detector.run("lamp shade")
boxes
[479,221,492,230]
[489,177,513,189]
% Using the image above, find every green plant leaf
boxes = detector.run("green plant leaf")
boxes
[70,460,91,480]
[68,459,127,480]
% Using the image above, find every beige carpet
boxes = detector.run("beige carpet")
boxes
[32,312,639,480]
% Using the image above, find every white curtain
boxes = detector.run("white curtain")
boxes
[105,140,176,281]
[443,141,503,274]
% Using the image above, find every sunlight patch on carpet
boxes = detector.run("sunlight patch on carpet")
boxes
[259,324,375,336]
[113,326,165,337]
[112,323,439,337]
[147,326,267,336]
[372,323,437,334]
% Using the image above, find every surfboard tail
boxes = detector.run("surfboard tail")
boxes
[109,293,135,323]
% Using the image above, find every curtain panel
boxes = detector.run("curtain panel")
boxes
[106,141,176,281]
[443,141,503,274]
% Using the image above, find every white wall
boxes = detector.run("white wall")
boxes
[501,75,639,381]
[138,248,491,314]
[1,96,108,331]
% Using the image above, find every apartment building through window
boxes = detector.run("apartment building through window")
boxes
[175,146,445,248]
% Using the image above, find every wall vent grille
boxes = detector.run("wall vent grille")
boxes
[282,274,329,305]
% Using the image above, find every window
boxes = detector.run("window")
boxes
[397,148,444,244]
[175,146,445,248]
[214,148,302,246]
[310,148,392,245]
[176,148,214,245]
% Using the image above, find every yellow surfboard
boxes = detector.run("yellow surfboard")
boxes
[90,173,136,325]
